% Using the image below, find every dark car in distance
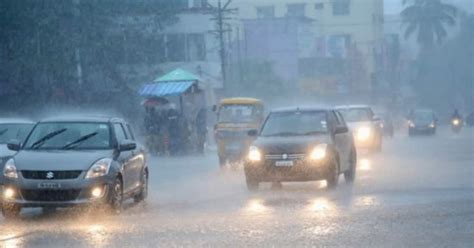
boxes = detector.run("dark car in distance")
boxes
[1,116,148,219]
[407,109,438,136]
[244,107,357,191]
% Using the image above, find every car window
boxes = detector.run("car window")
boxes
[327,111,338,132]
[113,123,127,142]
[335,111,347,127]
[339,108,372,122]
[24,122,111,150]
[261,111,328,137]
[126,124,135,140]
[0,123,34,144]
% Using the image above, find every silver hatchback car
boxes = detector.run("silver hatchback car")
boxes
[2,116,148,219]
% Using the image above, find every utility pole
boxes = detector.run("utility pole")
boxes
[73,0,83,86]
[207,0,236,92]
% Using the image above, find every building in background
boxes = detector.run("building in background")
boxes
[210,0,384,99]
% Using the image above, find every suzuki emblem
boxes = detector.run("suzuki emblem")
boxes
[46,171,54,179]
[282,154,288,160]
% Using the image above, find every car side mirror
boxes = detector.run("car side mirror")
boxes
[118,140,136,152]
[335,126,348,134]
[248,129,258,137]
[7,141,21,151]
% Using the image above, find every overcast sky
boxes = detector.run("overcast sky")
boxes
[384,0,474,15]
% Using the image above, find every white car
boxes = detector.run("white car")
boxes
[335,105,383,152]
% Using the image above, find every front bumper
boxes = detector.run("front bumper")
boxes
[2,176,112,207]
[244,158,330,182]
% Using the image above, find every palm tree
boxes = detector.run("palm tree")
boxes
[401,0,457,47]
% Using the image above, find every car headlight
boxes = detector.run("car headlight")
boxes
[408,121,415,128]
[3,159,18,179]
[429,122,436,128]
[357,127,372,141]
[310,144,327,160]
[85,158,112,179]
[247,146,262,162]
[452,119,460,126]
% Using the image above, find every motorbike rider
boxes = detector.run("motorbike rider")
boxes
[451,109,462,122]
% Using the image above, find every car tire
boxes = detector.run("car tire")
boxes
[134,170,148,203]
[246,178,259,191]
[1,203,21,220]
[344,147,357,183]
[326,158,339,189]
[108,177,123,214]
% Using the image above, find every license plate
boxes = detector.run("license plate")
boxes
[275,160,294,167]
[38,182,61,189]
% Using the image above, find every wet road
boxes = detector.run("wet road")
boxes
[1,127,473,247]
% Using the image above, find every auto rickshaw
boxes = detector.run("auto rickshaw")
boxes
[213,97,264,167]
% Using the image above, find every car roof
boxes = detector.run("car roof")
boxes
[0,118,35,124]
[39,115,125,123]
[270,106,333,113]
[335,104,371,109]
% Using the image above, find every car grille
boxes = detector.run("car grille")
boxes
[21,189,81,202]
[21,170,83,180]
[265,154,306,160]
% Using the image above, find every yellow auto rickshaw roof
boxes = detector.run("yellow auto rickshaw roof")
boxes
[220,97,263,106]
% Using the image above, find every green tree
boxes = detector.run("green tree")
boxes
[401,0,457,48]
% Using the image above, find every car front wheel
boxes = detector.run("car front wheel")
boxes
[326,158,339,189]
[344,147,357,183]
[1,202,21,220]
[108,177,123,214]
[134,170,148,203]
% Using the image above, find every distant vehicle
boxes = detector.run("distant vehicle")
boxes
[1,116,148,219]
[243,107,356,191]
[450,117,463,134]
[0,119,34,204]
[407,109,437,136]
[213,98,265,168]
[336,105,383,152]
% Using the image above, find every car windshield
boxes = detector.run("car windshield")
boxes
[261,111,327,137]
[218,104,260,123]
[339,108,372,122]
[0,123,34,144]
[414,111,434,122]
[24,122,111,150]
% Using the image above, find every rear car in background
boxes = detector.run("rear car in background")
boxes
[407,109,437,136]
[214,98,264,167]
[336,105,383,152]
[244,107,356,191]
[0,119,34,204]
[1,116,148,219]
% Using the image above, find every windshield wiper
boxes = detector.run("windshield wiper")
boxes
[303,131,326,135]
[264,132,300,137]
[0,129,8,137]
[30,128,67,149]
[62,132,98,150]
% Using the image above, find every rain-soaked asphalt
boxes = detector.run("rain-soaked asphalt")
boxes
[1,127,473,247]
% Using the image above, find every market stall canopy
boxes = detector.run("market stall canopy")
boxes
[154,68,200,82]
[139,68,201,97]
[139,81,194,97]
